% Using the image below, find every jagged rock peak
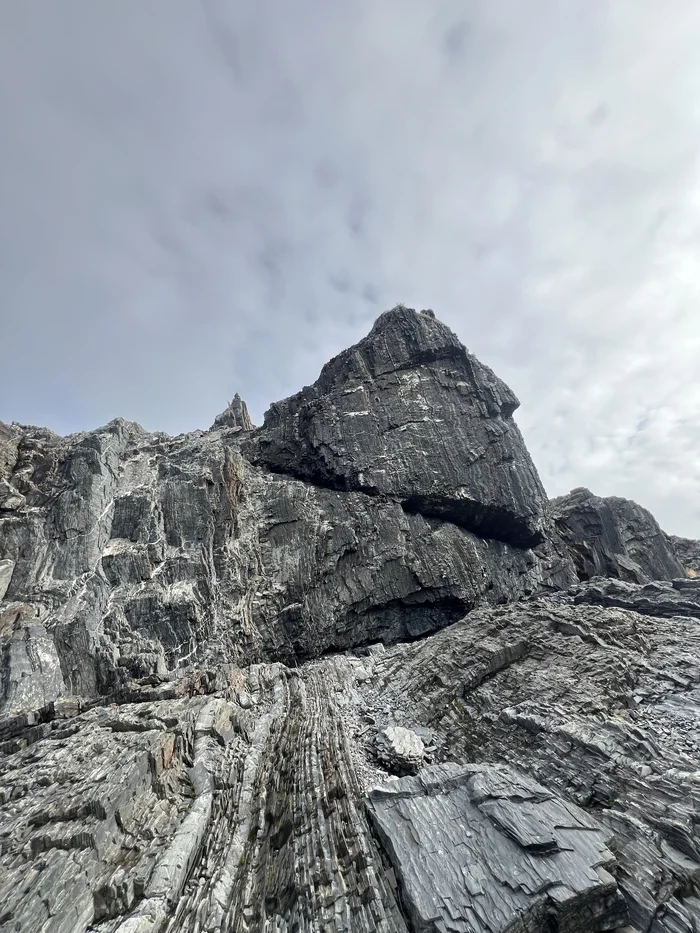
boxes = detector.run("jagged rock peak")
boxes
[247,306,547,548]
[211,392,253,431]
[551,486,684,583]
[310,305,519,417]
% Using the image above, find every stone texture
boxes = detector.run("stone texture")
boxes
[0,310,575,722]
[211,394,254,432]
[0,420,19,481]
[668,534,700,576]
[247,307,550,548]
[0,308,698,933]
[550,487,685,582]
[572,576,700,617]
[374,726,425,775]
[366,763,628,933]
[359,585,700,933]
[0,558,14,601]
[2,582,698,932]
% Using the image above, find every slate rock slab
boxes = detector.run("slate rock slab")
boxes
[551,487,684,583]
[366,762,629,933]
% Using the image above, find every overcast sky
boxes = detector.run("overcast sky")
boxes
[1,2,699,537]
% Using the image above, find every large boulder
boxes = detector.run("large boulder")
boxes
[247,307,550,548]
[550,487,684,583]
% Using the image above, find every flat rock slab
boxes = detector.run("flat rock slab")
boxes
[366,762,628,933]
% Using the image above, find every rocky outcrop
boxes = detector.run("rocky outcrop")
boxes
[247,307,549,548]
[359,585,700,933]
[550,487,685,583]
[211,394,254,432]
[668,534,700,576]
[374,726,426,775]
[572,576,700,617]
[366,763,628,933]
[1,583,698,933]
[0,310,575,722]
[1,308,698,933]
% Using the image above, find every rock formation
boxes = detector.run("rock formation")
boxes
[668,535,700,576]
[246,308,548,548]
[550,486,685,583]
[366,763,629,933]
[0,307,698,933]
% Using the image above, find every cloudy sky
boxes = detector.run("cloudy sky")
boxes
[1,2,699,536]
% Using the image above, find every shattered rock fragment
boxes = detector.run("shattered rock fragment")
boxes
[375,725,426,775]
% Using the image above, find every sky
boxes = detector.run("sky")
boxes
[1,2,700,537]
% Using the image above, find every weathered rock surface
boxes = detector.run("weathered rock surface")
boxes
[0,309,575,722]
[551,487,685,583]
[668,535,700,576]
[1,583,698,933]
[358,585,700,933]
[247,307,550,548]
[374,726,425,776]
[0,308,699,933]
[572,576,700,617]
[211,394,254,432]
[366,763,628,933]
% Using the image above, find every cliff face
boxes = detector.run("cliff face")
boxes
[0,308,574,717]
[247,308,548,548]
[0,308,698,933]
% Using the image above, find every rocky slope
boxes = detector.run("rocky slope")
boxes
[0,307,698,933]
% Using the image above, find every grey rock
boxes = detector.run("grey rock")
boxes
[0,421,20,481]
[211,393,254,432]
[247,306,551,548]
[0,603,65,714]
[0,478,25,511]
[668,534,700,576]
[366,762,629,933]
[374,725,425,775]
[0,309,698,933]
[551,487,685,582]
[0,558,14,600]
[360,585,700,933]
[573,576,700,617]
[0,313,576,714]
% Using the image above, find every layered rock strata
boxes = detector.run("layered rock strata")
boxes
[1,307,698,933]
[551,487,684,583]
[668,535,700,576]
[0,308,574,721]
